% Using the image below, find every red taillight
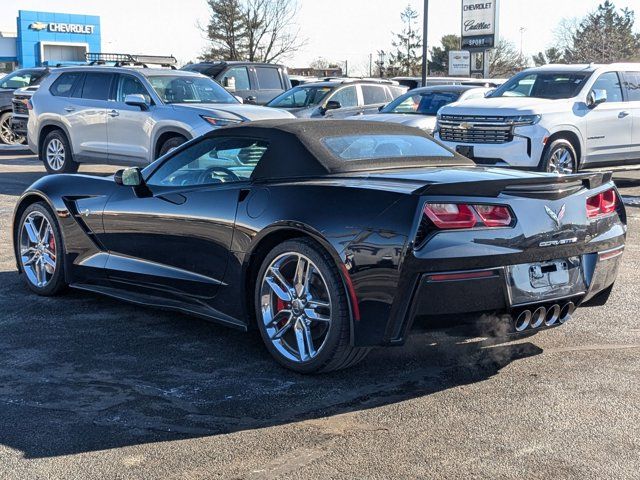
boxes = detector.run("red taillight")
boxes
[473,204,512,227]
[423,203,514,230]
[423,203,477,229]
[586,188,618,218]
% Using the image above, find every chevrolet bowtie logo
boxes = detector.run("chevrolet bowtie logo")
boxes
[545,204,566,228]
[29,22,48,31]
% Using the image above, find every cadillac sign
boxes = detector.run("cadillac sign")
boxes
[461,0,498,49]
[29,22,95,34]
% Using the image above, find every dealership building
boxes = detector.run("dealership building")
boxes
[0,10,101,73]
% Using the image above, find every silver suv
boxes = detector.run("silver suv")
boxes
[27,66,294,173]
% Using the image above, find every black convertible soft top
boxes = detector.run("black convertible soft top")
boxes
[205,119,474,180]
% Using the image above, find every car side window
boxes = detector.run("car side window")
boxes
[361,85,388,105]
[81,73,115,101]
[223,67,251,91]
[328,86,357,108]
[49,72,82,97]
[147,137,269,188]
[255,67,283,89]
[592,72,624,103]
[116,75,151,103]
[623,71,640,101]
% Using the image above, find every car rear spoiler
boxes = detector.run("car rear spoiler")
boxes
[413,171,614,199]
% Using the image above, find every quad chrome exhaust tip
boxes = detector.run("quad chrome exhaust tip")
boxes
[559,302,575,324]
[545,304,561,326]
[514,310,532,332]
[530,306,546,329]
[512,301,576,332]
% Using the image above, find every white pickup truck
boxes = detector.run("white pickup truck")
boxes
[435,64,640,174]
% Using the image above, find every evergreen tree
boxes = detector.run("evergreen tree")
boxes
[389,5,423,76]
[564,1,640,63]
[429,34,461,74]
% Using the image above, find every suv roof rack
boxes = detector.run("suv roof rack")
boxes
[85,53,178,69]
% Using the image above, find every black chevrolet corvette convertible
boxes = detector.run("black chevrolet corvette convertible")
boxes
[13,120,626,373]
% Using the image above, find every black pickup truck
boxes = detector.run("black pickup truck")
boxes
[182,61,291,105]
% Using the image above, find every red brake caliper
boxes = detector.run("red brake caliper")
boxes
[275,297,290,327]
[48,228,55,259]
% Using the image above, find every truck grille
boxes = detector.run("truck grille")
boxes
[438,114,513,144]
[12,96,30,116]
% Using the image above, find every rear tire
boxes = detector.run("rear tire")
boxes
[255,238,370,374]
[540,138,577,174]
[16,202,67,296]
[157,136,187,159]
[41,130,78,174]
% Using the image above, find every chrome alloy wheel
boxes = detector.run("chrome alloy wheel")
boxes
[46,138,65,171]
[260,253,332,363]
[547,147,575,175]
[19,211,57,288]
[0,115,24,145]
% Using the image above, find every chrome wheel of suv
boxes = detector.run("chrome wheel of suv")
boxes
[46,138,65,171]
[547,146,575,175]
[260,252,332,363]
[19,211,57,288]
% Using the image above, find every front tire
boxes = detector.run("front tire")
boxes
[255,238,370,373]
[16,202,67,296]
[41,130,78,174]
[540,139,577,174]
[0,112,25,145]
[157,136,187,159]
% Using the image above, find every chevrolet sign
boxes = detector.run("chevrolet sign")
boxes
[29,22,95,34]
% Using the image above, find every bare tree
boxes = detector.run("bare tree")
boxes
[489,39,529,77]
[201,0,305,63]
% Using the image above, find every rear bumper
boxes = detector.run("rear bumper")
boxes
[388,246,623,344]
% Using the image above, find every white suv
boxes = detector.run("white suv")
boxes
[435,64,640,174]
[28,66,294,173]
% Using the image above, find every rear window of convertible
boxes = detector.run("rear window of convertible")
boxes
[321,134,454,160]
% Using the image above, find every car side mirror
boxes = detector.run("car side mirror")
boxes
[587,89,607,109]
[320,100,341,115]
[114,167,144,187]
[124,94,149,111]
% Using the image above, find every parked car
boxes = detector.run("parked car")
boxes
[12,120,625,373]
[435,64,640,173]
[27,66,294,173]
[11,85,39,138]
[0,67,49,144]
[348,85,492,134]
[182,61,291,105]
[393,76,505,90]
[266,79,407,118]
[289,75,321,87]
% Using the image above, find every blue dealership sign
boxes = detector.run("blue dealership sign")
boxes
[16,10,101,67]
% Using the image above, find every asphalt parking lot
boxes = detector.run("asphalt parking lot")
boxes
[0,150,639,480]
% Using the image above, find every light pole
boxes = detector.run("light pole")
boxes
[421,0,429,87]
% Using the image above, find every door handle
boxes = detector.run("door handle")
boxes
[64,106,75,112]
[108,109,120,117]
[619,111,630,118]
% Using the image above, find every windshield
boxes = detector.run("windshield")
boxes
[148,75,238,104]
[490,71,591,99]
[267,86,332,108]
[382,91,461,115]
[0,70,46,90]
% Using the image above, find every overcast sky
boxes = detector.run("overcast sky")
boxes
[2,0,640,74]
